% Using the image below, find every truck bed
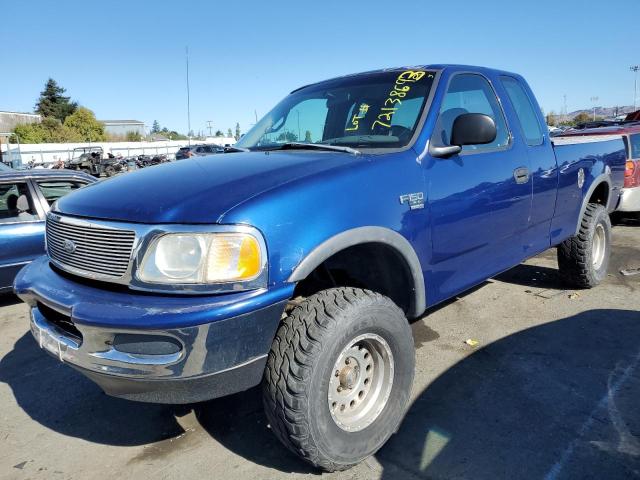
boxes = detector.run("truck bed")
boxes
[549,134,626,244]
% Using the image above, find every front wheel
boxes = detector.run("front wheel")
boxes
[262,287,415,471]
[557,203,611,288]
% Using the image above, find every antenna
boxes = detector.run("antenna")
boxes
[186,46,191,145]
[631,65,639,111]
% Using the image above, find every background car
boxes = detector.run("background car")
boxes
[559,122,640,218]
[175,144,224,160]
[0,166,96,293]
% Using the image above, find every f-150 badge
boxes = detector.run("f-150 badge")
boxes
[399,192,425,210]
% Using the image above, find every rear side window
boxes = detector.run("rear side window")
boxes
[36,180,86,205]
[500,76,544,146]
[629,133,640,159]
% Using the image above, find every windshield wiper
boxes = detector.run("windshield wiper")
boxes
[224,146,250,153]
[277,142,360,155]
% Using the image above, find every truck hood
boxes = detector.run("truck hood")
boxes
[55,151,363,224]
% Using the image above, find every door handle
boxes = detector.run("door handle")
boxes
[513,167,530,184]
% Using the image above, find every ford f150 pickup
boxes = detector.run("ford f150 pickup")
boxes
[14,65,626,471]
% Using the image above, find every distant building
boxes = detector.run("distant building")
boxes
[0,111,42,134]
[100,119,146,137]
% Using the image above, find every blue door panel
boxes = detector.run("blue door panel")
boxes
[0,222,45,290]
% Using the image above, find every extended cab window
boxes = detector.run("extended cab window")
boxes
[236,70,436,150]
[0,182,38,223]
[500,76,544,146]
[36,180,86,205]
[432,74,509,152]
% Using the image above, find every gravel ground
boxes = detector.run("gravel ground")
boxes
[1,219,638,480]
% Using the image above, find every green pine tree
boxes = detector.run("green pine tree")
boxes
[35,78,78,122]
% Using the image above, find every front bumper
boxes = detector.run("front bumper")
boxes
[617,186,640,212]
[16,256,292,403]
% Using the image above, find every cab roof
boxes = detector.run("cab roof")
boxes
[291,64,522,93]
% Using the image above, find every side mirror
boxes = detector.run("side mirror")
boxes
[430,113,497,158]
[451,113,497,146]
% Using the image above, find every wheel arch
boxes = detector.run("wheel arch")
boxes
[287,226,426,318]
[575,174,612,236]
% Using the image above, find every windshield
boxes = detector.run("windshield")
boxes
[236,69,436,151]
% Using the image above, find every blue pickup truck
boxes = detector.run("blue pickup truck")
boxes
[14,65,626,471]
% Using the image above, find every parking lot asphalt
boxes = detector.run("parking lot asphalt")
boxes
[0,218,639,480]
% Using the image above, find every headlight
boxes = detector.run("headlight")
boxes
[138,232,264,285]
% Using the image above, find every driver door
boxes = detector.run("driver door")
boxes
[426,73,532,303]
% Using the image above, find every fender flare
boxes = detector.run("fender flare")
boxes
[575,173,612,236]
[287,226,426,318]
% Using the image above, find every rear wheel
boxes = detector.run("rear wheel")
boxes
[104,165,116,177]
[557,203,611,288]
[262,287,415,471]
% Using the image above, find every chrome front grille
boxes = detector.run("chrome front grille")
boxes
[46,214,135,279]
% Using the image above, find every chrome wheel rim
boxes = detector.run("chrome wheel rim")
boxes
[328,333,394,432]
[592,224,606,270]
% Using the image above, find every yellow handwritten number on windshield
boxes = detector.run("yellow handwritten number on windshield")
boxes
[371,70,427,130]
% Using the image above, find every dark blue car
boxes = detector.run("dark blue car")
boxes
[0,164,95,292]
[14,65,627,471]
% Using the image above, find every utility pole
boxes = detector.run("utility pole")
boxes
[631,65,639,111]
[206,120,213,137]
[590,96,599,120]
[186,46,192,146]
[562,94,567,123]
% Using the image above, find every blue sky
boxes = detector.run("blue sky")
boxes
[1,0,638,135]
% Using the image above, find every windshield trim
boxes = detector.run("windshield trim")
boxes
[239,68,443,156]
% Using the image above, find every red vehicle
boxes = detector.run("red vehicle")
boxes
[561,122,640,217]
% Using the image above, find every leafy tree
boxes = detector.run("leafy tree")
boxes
[35,78,77,122]
[215,130,223,137]
[11,123,46,143]
[11,118,79,143]
[545,111,557,126]
[304,130,312,142]
[155,127,187,140]
[63,107,107,141]
[227,128,233,138]
[151,120,160,133]
[276,131,297,142]
[126,131,142,141]
[235,122,241,141]
[572,112,592,125]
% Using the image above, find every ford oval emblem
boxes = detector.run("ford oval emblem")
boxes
[63,239,77,254]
